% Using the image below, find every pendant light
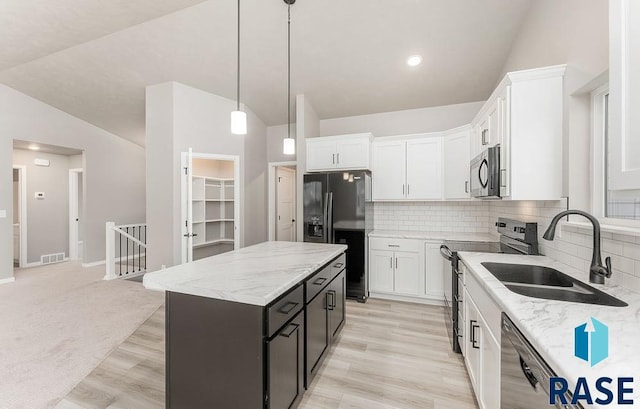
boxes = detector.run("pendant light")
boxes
[283,0,296,155]
[230,0,247,135]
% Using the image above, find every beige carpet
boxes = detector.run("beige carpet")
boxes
[0,262,164,409]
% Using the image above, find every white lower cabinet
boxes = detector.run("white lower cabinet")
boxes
[369,249,395,293]
[393,251,422,296]
[369,237,443,302]
[461,262,501,409]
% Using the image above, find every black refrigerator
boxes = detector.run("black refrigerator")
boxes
[303,171,373,302]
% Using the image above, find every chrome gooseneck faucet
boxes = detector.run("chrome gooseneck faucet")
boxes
[542,210,612,284]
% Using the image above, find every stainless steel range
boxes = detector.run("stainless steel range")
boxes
[440,218,539,353]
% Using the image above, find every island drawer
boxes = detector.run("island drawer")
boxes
[331,253,346,276]
[306,264,333,302]
[267,285,304,337]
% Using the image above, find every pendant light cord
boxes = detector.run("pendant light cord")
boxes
[287,2,291,139]
[237,0,241,111]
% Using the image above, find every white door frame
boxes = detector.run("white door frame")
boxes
[68,168,83,261]
[12,165,27,268]
[268,161,297,241]
[181,151,242,264]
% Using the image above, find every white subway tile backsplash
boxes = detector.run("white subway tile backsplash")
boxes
[373,201,490,233]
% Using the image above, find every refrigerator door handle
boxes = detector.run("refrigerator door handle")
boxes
[323,192,329,243]
[327,192,334,243]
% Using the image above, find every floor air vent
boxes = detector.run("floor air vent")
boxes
[41,253,66,265]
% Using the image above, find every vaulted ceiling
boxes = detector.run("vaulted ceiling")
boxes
[0,0,532,146]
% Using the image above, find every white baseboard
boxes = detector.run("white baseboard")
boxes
[82,260,106,268]
[0,277,15,285]
[369,292,445,306]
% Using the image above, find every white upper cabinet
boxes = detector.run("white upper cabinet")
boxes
[306,138,336,171]
[372,135,442,201]
[444,127,471,199]
[609,0,640,190]
[372,141,406,200]
[406,138,443,200]
[306,133,372,172]
[471,64,566,200]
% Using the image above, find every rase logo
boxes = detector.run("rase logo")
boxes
[574,317,608,367]
[549,317,634,406]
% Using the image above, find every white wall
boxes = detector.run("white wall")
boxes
[319,101,485,137]
[295,95,320,241]
[0,85,146,281]
[13,149,72,263]
[145,82,268,271]
[267,124,297,163]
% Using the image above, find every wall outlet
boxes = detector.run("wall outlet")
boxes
[0,210,6,218]
[35,192,45,199]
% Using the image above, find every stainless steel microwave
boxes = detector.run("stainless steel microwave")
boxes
[470,145,500,198]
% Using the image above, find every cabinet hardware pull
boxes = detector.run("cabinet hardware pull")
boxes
[390,257,393,268]
[465,181,469,193]
[387,244,400,248]
[313,277,327,286]
[327,291,335,311]
[332,153,335,164]
[333,263,344,269]
[402,184,405,195]
[470,320,480,349]
[278,301,299,314]
[280,323,299,338]
[395,257,398,269]
[329,290,337,308]
[337,153,340,164]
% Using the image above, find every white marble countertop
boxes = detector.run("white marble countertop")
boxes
[370,230,496,242]
[143,241,347,306]
[459,252,640,408]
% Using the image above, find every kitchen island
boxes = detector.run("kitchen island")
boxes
[143,241,348,409]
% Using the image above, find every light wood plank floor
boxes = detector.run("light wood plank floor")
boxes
[56,299,478,409]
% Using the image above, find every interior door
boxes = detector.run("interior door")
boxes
[276,167,296,241]
[181,149,194,263]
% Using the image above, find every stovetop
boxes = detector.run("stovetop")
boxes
[442,240,502,254]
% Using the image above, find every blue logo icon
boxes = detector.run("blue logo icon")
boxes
[574,317,608,367]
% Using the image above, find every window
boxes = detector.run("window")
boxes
[592,85,640,224]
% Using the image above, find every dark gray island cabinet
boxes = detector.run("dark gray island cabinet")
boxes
[143,241,347,409]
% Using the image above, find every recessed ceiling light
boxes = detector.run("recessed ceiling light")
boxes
[28,145,40,151]
[406,55,423,67]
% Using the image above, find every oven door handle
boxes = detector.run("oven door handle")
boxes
[440,245,453,261]
[520,357,539,391]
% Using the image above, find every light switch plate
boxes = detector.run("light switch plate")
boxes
[0,210,6,218]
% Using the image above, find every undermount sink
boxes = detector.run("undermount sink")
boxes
[481,262,628,307]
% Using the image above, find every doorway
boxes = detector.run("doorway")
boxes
[268,162,297,242]
[12,166,26,268]
[69,168,83,261]
[181,150,241,263]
